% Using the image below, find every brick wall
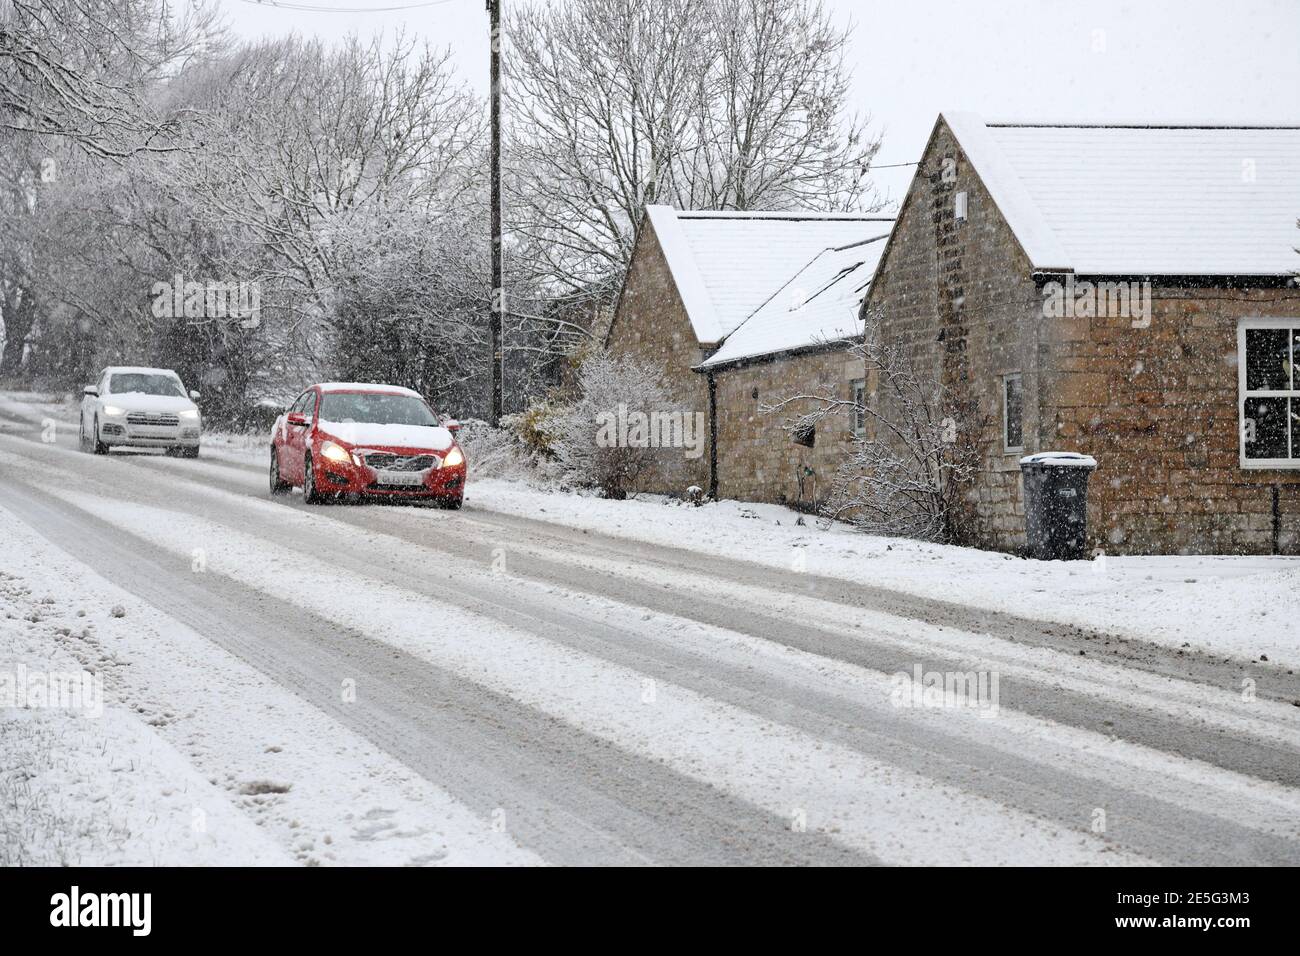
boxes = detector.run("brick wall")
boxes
[606,217,711,494]
[709,350,862,506]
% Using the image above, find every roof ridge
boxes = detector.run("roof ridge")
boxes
[828,233,892,253]
[986,121,1300,130]
[675,210,893,222]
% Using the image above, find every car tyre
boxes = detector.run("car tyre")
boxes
[181,445,200,459]
[302,454,325,504]
[91,416,108,455]
[269,448,291,495]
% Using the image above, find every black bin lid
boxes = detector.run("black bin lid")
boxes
[1018,451,1097,471]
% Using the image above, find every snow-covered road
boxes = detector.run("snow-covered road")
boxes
[2,397,1298,865]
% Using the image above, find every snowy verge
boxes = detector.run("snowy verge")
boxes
[468,479,1300,668]
[0,708,292,866]
[0,564,288,865]
[0,504,540,866]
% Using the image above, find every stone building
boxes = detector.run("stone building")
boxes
[605,205,892,505]
[863,112,1300,555]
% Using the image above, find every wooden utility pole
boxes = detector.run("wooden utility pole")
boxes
[488,0,504,426]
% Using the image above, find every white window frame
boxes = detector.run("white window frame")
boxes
[1238,316,1300,469]
[851,378,866,439]
[1002,373,1024,454]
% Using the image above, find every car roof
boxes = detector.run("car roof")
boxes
[103,366,182,377]
[314,382,423,398]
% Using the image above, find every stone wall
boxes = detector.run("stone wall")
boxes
[1042,289,1300,555]
[864,119,1041,549]
[605,217,711,495]
[708,349,862,507]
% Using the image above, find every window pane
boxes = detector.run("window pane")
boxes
[1293,330,1300,389]
[1005,377,1024,448]
[1245,328,1291,390]
[851,379,865,436]
[1244,397,1288,459]
[1293,398,1300,460]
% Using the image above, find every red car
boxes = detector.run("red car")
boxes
[269,382,466,508]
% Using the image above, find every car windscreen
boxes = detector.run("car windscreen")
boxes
[109,373,186,397]
[318,392,439,426]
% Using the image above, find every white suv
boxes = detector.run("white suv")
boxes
[80,366,203,457]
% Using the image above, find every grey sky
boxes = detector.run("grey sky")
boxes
[218,0,1300,204]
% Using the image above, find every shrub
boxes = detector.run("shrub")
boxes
[549,350,684,499]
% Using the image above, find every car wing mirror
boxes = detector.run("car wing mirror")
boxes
[286,412,308,428]
[83,385,99,397]
[189,390,201,401]
[443,419,461,434]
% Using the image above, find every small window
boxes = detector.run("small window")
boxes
[1239,319,1299,468]
[954,191,968,222]
[850,378,866,438]
[1003,374,1024,452]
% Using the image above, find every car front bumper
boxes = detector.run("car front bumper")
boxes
[101,421,200,447]
[314,459,466,499]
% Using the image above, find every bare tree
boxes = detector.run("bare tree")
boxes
[769,322,989,544]
[506,0,881,304]
[0,0,224,158]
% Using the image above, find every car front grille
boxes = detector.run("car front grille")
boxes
[126,413,179,427]
[363,453,438,472]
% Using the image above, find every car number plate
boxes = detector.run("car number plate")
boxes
[376,470,426,486]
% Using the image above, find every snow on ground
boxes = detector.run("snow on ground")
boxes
[0,503,540,867]
[0,564,289,865]
[47,488,1145,865]
[470,478,1300,669]
[0,709,291,866]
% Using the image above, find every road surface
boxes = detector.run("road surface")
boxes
[2,398,1298,865]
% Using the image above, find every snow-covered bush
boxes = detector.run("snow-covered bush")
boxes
[548,350,685,499]
[508,399,565,463]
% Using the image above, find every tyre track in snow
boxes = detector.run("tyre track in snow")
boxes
[0,474,873,866]
[20,425,1299,790]
[3,427,1300,863]
[44,408,1300,701]
[5,403,1293,701]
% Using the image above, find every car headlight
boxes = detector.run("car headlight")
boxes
[179,409,200,421]
[320,441,351,463]
[102,405,126,417]
[442,447,464,468]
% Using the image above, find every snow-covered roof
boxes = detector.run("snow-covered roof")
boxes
[316,382,422,396]
[644,205,895,343]
[700,234,890,369]
[942,112,1300,276]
